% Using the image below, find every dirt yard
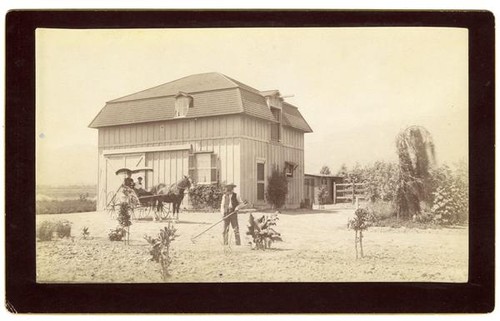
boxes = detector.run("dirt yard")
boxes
[36,208,468,283]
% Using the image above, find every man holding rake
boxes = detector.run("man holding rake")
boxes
[220,183,245,246]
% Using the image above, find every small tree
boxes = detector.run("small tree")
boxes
[266,169,288,209]
[347,208,375,259]
[320,165,331,175]
[144,223,177,281]
[317,186,329,205]
[109,202,132,244]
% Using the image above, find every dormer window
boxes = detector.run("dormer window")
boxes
[270,107,281,142]
[174,92,193,118]
[261,90,283,142]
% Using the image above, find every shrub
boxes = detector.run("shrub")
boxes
[266,169,288,209]
[367,200,395,221]
[108,227,127,241]
[37,220,72,241]
[56,221,72,238]
[317,186,329,205]
[37,221,56,241]
[144,223,178,280]
[82,227,90,239]
[363,161,398,202]
[188,184,224,210]
[431,185,463,224]
[246,213,282,250]
[414,211,435,223]
[300,199,312,209]
[429,163,468,224]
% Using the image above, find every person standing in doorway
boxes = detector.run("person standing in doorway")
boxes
[221,183,245,246]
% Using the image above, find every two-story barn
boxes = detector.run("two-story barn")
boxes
[89,72,312,210]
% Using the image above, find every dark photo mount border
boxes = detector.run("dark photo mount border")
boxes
[5,10,494,313]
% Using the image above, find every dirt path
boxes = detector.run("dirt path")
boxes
[36,209,468,283]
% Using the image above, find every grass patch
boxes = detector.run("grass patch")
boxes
[36,199,96,214]
[372,216,442,229]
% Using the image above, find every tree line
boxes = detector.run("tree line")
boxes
[319,126,468,224]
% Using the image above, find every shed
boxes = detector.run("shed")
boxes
[304,174,344,205]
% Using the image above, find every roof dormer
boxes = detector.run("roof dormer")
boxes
[174,91,193,118]
[261,90,283,109]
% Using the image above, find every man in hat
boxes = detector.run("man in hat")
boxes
[135,177,146,196]
[135,177,144,190]
[220,183,244,246]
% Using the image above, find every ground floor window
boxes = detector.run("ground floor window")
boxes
[189,152,218,184]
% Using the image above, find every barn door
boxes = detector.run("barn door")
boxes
[105,153,145,204]
[105,156,126,204]
[125,154,145,184]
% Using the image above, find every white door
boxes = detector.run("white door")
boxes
[105,153,145,204]
[125,154,145,184]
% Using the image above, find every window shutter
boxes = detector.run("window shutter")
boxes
[188,154,196,182]
[210,154,217,183]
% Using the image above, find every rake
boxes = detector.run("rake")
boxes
[190,201,248,243]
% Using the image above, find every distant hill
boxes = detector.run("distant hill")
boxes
[36,185,97,201]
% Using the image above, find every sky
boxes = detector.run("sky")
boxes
[36,27,468,186]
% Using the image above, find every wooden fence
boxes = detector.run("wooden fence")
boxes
[333,182,366,204]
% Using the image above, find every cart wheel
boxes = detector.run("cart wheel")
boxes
[106,192,118,219]
[129,207,137,220]
[136,206,144,219]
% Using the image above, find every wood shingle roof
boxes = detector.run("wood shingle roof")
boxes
[89,72,312,132]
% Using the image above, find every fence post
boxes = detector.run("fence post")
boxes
[333,181,336,204]
[352,183,355,205]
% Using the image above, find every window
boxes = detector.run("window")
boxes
[174,92,193,118]
[189,152,218,184]
[270,107,281,142]
[257,161,265,201]
[284,161,297,177]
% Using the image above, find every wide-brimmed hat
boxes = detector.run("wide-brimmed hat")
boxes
[224,183,237,188]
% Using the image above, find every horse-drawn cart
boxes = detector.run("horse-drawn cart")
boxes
[105,167,192,222]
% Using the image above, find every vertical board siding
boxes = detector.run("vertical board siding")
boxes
[165,123,171,141]
[227,138,234,184]
[238,117,305,208]
[95,114,305,210]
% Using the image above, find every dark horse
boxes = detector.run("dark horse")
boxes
[149,175,192,220]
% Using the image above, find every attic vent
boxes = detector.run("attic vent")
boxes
[174,92,193,118]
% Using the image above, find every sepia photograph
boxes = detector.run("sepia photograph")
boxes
[6,9,494,313]
[35,26,469,283]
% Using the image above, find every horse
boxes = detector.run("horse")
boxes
[150,175,193,221]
